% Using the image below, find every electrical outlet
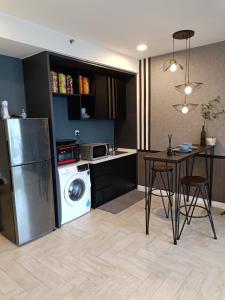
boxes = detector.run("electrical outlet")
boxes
[75,130,80,136]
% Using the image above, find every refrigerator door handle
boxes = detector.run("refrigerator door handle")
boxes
[0,174,7,185]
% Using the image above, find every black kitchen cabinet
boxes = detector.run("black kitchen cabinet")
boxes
[86,74,126,120]
[94,75,108,119]
[90,154,137,208]
[58,74,126,121]
[107,77,126,120]
[115,76,137,149]
[48,53,128,121]
[114,78,126,120]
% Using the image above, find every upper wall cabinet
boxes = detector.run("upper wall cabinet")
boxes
[94,75,126,120]
[48,53,129,121]
[94,74,108,119]
[23,51,135,123]
[67,74,126,120]
[107,76,126,120]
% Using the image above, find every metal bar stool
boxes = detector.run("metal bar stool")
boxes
[146,163,175,237]
[177,175,217,240]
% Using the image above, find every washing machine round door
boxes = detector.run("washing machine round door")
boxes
[65,176,86,206]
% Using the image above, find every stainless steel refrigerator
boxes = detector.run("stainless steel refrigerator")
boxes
[0,118,55,245]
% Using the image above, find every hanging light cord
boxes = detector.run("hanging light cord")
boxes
[185,38,188,86]
[172,38,175,60]
[184,94,187,105]
[188,37,191,83]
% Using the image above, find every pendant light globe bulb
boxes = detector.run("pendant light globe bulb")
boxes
[169,63,177,72]
[184,85,192,95]
[181,105,189,114]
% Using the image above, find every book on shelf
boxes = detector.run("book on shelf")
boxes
[58,73,67,94]
[79,76,90,95]
[51,71,75,95]
[66,75,74,95]
[50,71,58,93]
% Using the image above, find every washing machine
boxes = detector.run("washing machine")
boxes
[58,162,91,225]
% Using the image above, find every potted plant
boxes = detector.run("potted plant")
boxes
[200,96,225,145]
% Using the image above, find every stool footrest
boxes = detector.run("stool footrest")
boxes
[151,188,174,198]
[179,204,209,219]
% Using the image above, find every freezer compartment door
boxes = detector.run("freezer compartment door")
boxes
[11,160,55,245]
[6,118,51,166]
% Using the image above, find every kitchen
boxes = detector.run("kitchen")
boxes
[0,1,225,299]
[0,51,138,242]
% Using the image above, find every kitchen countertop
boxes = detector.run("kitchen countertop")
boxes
[79,148,137,165]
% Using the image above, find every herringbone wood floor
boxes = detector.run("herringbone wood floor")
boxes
[0,196,225,300]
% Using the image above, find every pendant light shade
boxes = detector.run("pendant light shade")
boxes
[175,82,203,95]
[173,94,198,114]
[163,59,183,72]
[173,103,198,114]
[163,37,183,73]
[173,31,203,95]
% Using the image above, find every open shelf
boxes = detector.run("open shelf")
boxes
[53,89,95,121]
[80,94,95,97]
[67,93,95,120]
[52,92,95,97]
[52,92,80,97]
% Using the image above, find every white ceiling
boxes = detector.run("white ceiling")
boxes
[0,38,43,59]
[0,0,225,58]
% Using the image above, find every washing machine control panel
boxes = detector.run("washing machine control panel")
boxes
[58,163,89,175]
[77,164,89,172]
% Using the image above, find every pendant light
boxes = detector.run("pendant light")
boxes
[163,37,183,72]
[173,30,203,95]
[173,94,198,114]
[172,30,199,114]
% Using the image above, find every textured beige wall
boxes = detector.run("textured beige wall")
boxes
[151,41,225,155]
[138,41,225,203]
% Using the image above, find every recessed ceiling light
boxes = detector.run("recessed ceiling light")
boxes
[137,44,147,51]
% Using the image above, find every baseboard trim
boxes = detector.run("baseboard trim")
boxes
[137,185,225,210]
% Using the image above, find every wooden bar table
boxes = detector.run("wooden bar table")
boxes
[144,144,215,245]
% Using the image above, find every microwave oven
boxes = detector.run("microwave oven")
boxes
[56,139,80,165]
[79,143,109,161]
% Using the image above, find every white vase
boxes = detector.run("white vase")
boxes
[81,107,90,119]
[206,137,216,146]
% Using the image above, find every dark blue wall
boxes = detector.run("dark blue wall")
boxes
[53,96,114,144]
[0,55,25,115]
[0,54,114,144]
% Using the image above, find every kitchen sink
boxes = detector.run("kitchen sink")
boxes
[110,150,127,156]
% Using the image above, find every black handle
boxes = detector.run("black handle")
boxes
[0,176,6,185]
